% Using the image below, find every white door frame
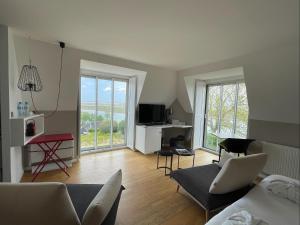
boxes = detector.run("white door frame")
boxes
[79,74,129,153]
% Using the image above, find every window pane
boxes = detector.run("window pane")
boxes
[203,82,249,151]
[235,83,249,138]
[112,80,127,145]
[204,85,221,151]
[80,77,96,150]
[97,79,112,147]
[220,84,236,137]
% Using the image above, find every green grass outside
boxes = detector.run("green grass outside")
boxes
[204,133,218,151]
[80,130,124,150]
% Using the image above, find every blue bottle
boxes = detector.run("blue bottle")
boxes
[24,101,29,116]
[17,102,23,117]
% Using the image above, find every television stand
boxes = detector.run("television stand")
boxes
[140,122,167,126]
[135,124,193,154]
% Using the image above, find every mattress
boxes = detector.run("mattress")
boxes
[206,175,300,225]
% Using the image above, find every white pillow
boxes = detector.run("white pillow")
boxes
[82,170,122,225]
[266,179,300,204]
[209,153,267,194]
[218,151,234,167]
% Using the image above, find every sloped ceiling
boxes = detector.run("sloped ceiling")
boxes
[180,67,244,113]
[0,0,297,70]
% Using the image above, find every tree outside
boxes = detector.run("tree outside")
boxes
[80,110,126,149]
[80,77,127,151]
[204,83,249,151]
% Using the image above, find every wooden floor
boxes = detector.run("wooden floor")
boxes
[22,149,217,225]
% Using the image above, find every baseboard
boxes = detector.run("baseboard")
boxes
[199,147,219,155]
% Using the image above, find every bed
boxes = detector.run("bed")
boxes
[206,175,300,225]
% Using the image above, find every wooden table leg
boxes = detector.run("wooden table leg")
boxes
[192,154,195,167]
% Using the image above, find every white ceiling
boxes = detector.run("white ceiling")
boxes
[0,0,298,70]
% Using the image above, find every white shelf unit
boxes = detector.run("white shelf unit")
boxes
[135,125,162,154]
[135,124,193,154]
[10,114,44,146]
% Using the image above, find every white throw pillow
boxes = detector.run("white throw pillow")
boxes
[218,151,234,167]
[209,153,267,194]
[82,170,122,225]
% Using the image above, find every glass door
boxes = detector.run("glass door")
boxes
[97,79,113,148]
[80,75,128,152]
[80,76,97,150]
[203,82,249,152]
[112,80,127,145]
[219,84,237,136]
[204,85,222,151]
[235,83,249,138]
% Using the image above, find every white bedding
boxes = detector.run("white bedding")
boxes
[206,175,300,225]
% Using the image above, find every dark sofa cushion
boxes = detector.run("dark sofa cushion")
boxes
[66,184,124,225]
[170,164,253,210]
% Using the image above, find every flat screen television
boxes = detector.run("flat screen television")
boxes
[138,104,166,124]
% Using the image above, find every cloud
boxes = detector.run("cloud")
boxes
[117,87,126,92]
[104,86,111,92]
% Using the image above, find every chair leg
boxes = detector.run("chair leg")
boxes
[205,210,209,222]
[176,185,180,192]
[165,156,168,175]
[218,148,221,161]
[192,154,195,167]
[156,152,159,169]
[213,147,222,163]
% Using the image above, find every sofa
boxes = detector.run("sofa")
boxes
[171,153,267,221]
[0,170,124,225]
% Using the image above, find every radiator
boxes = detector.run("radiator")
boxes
[262,142,299,179]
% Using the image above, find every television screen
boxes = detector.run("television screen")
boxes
[138,104,165,124]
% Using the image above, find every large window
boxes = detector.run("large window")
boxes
[80,75,128,152]
[204,82,249,151]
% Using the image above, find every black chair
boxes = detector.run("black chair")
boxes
[213,138,255,163]
[156,147,174,176]
[170,135,195,169]
[170,135,185,148]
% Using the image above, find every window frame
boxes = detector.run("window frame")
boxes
[79,73,129,153]
[203,80,249,151]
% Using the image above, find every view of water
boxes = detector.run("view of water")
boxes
[81,109,125,122]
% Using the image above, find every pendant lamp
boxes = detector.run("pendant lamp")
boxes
[17,60,43,92]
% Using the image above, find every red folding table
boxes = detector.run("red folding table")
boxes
[28,133,73,181]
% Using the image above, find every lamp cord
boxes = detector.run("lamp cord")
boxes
[30,90,38,112]
[30,45,64,118]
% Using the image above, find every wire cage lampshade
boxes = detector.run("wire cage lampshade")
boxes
[17,64,43,92]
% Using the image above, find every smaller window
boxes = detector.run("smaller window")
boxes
[203,82,249,151]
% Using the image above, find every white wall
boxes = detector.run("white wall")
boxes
[8,30,23,183]
[178,40,299,124]
[0,25,23,182]
[0,25,10,181]
[13,35,177,158]
[13,36,177,111]
[177,40,299,147]
[179,67,244,113]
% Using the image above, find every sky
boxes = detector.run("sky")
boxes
[81,77,127,104]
